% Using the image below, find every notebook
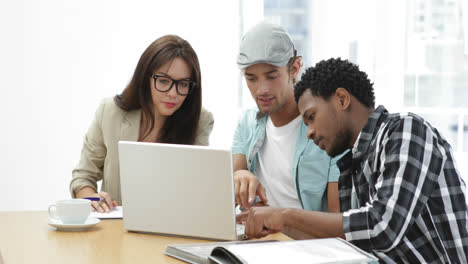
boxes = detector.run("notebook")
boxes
[165,238,379,264]
[118,141,247,240]
[90,206,123,219]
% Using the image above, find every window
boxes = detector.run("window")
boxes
[404,0,468,153]
[240,0,468,178]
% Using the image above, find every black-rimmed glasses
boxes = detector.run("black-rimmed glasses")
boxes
[152,74,196,96]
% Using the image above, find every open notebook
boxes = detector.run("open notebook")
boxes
[90,206,123,219]
[165,237,379,264]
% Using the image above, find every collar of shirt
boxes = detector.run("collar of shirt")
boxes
[337,105,387,170]
[352,105,388,160]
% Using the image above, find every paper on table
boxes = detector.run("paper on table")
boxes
[90,206,123,219]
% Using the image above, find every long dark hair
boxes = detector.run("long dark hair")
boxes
[114,35,202,145]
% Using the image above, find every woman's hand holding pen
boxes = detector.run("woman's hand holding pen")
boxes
[83,191,118,213]
[76,187,118,213]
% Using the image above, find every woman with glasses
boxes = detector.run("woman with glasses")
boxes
[70,35,214,213]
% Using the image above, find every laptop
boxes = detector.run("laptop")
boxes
[118,141,247,240]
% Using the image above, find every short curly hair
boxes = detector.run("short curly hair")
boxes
[294,58,375,108]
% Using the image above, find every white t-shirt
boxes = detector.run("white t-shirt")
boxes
[256,115,303,209]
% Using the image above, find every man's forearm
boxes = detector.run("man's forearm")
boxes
[282,226,315,240]
[282,208,345,239]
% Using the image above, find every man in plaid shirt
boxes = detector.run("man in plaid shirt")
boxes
[236,58,468,263]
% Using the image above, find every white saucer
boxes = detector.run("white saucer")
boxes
[46,217,101,231]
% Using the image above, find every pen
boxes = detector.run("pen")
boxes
[83,197,104,202]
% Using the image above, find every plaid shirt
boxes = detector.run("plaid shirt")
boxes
[337,105,468,263]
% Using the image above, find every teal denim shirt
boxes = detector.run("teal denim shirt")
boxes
[232,109,341,211]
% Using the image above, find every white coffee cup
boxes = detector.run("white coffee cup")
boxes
[48,199,91,224]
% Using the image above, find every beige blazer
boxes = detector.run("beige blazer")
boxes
[70,97,214,204]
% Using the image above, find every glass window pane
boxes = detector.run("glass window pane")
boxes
[405,0,468,108]
[465,116,468,152]
[405,72,468,108]
[418,113,458,148]
[404,75,416,106]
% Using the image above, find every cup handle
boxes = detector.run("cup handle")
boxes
[48,204,58,219]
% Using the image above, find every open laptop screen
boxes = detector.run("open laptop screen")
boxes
[118,141,239,240]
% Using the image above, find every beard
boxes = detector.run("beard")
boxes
[328,128,352,157]
[257,99,283,116]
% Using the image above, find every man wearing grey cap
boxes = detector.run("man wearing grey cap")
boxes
[232,21,341,220]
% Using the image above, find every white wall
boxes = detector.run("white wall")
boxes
[0,0,240,211]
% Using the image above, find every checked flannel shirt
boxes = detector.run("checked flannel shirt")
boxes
[337,105,468,263]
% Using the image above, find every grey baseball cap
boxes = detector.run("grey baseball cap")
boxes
[237,20,295,69]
